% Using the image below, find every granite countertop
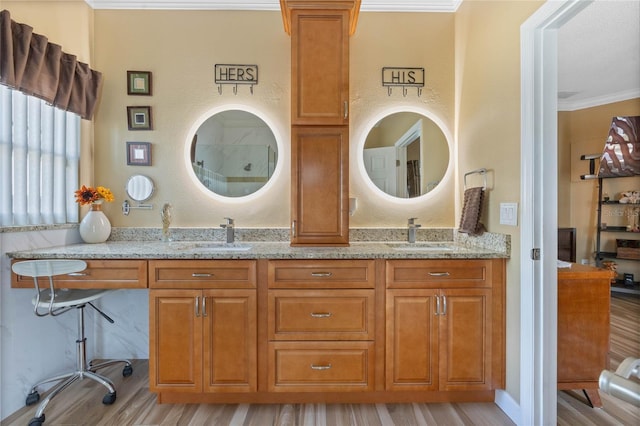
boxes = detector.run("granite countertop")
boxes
[7,240,508,260]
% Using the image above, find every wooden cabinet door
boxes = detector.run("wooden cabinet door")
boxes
[203,289,257,393]
[149,289,202,392]
[438,288,492,391]
[291,9,349,125]
[291,126,349,245]
[385,289,438,391]
[557,266,610,387]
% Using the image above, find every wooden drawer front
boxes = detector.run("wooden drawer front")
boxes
[386,260,491,289]
[268,260,375,289]
[268,342,374,392]
[149,260,256,289]
[268,290,374,340]
[11,259,147,289]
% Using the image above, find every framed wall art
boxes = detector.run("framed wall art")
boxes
[126,142,152,166]
[127,106,152,130]
[127,70,152,95]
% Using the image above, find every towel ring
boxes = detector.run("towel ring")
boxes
[464,168,487,190]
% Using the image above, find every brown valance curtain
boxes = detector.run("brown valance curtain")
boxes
[0,9,102,120]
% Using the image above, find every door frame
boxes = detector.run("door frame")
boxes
[518,1,593,425]
[394,119,423,197]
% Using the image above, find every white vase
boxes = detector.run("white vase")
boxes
[79,203,112,243]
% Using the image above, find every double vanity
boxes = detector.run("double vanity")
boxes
[9,233,508,405]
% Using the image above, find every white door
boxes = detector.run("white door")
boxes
[363,146,397,196]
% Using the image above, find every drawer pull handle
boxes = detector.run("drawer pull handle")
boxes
[192,273,213,278]
[310,312,332,318]
[311,363,332,370]
[67,272,88,276]
[311,272,332,278]
[428,272,450,277]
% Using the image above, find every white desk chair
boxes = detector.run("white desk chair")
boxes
[11,259,133,426]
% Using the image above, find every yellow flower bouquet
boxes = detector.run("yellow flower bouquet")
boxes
[74,185,115,205]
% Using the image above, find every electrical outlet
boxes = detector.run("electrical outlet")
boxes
[500,202,518,226]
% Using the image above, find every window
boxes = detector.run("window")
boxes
[0,84,80,226]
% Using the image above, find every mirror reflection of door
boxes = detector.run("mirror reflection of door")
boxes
[363,112,448,198]
[363,146,397,195]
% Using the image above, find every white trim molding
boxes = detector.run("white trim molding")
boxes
[558,88,640,112]
[85,0,462,12]
[518,1,593,425]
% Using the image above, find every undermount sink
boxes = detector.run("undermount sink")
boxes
[387,243,458,251]
[170,242,253,251]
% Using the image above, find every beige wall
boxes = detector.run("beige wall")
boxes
[558,99,640,278]
[90,10,456,228]
[455,0,544,401]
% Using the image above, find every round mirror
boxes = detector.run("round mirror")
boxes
[362,111,450,198]
[189,109,278,197]
[125,175,155,202]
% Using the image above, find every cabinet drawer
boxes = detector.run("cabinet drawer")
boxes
[149,260,256,289]
[268,290,374,340]
[268,341,374,392]
[11,259,147,289]
[386,259,493,289]
[268,260,375,289]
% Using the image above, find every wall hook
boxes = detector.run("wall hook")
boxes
[402,87,408,97]
[233,84,238,95]
[387,86,392,96]
[218,85,222,95]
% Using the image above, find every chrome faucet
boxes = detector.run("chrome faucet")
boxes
[220,217,235,244]
[408,217,421,243]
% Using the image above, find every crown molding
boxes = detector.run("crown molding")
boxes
[85,0,462,12]
[557,88,640,112]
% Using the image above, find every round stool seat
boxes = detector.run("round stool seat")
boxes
[33,288,113,309]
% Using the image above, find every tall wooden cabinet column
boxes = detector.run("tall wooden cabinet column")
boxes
[280,0,361,246]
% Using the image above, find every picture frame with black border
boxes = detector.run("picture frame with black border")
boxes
[126,142,152,166]
[127,70,152,95]
[127,106,152,130]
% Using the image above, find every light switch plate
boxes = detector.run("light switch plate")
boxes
[500,202,518,226]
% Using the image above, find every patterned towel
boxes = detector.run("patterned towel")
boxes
[459,187,485,235]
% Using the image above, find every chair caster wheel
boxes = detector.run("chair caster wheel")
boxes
[123,364,133,377]
[102,391,116,405]
[26,391,40,406]
[28,414,45,426]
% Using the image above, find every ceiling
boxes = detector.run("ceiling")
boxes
[86,0,640,111]
[557,0,640,111]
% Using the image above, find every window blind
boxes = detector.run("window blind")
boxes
[0,84,79,226]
